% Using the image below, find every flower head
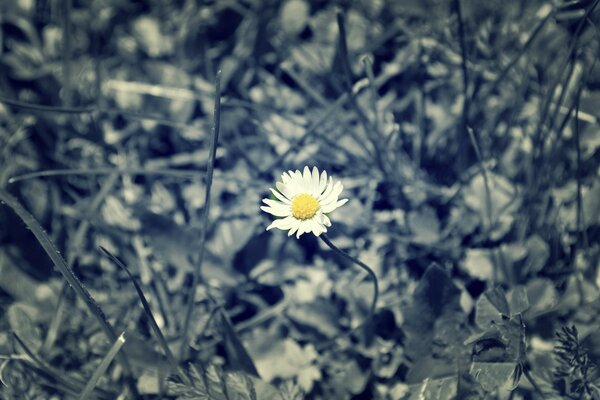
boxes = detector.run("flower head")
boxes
[261,166,348,238]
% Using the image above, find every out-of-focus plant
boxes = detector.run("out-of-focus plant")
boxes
[554,325,600,399]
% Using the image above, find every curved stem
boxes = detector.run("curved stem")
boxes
[523,365,545,399]
[319,234,379,319]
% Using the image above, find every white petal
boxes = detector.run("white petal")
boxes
[315,212,325,223]
[262,198,287,208]
[303,166,311,183]
[318,170,328,195]
[329,181,344,200]
[275,182,290,197]
[261,205,290,217]
[288,219,301,236]
[321,198,348,213]
[310,219,326,236]
[296,220,310,239]
[291,171,304,193]
[290,172,306,193]
[261,200,290,216]
[281,172,292,184]
[283,180,303,199]
[301,167,311,192]
[313,214,329,231]
[319,177,334,201]
[311,167,320,195]
[266,216,296,231]
[270,188,291,204]
[276,181,293,199]
[320,181,344,205]
[308,220,319,235]
[286,180,300,198]
[282,216,298,228]
[284,170,298,186]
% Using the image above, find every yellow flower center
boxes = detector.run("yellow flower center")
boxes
[291,193,320,220]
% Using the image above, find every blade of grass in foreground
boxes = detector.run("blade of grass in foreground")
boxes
[215,303,260,376]
[99,246,180,377]
[0,189,137,396]
[179,70,222,361]
[12,333,117,399]
[336,11,388,174]
[77,332,126,400]
[44,173,119,355]
[12,333,81,395]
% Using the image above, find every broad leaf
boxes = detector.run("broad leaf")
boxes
[469,362,516,392]
[507,286,529,316]
[475,288,508,329]
[403,264,461,360]
[8,303,42,354]
[462,248,495,281]
[524,278,558,318]
[408,376,457,400]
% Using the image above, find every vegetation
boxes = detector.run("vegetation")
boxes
[1,0,599,398]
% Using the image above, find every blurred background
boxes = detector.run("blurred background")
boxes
[1,0,600,399]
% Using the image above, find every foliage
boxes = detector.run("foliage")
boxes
[167,363,258,400]
[0,0,599,399]
[466,287,527,392]
[554,325,600,399]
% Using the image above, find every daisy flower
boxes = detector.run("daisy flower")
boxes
[261,166,348,238]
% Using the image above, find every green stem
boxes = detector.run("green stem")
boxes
[77,332,126,400]
[319,234,379,319]
[180,70,222,361]
[454,0,470,172]
[523,365,545,399]
[8,168,203,183]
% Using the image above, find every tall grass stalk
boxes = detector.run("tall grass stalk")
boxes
[13,333,82,395]
[8,168,204,183]
[77,332,126,400]
[100,247,180,376]
[0,189,138,396]
[180,70,222,361]
[336,12,388,174]
[61,0,73,107]
[454,0,470,172]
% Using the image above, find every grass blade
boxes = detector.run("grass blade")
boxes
[0,95,95,113]
[40,283,70,355]
[99,246,180,375]
[8,168,203,183]
[12,332,79,394]
[77,332,126,400]
[180,70,222,361]
[482,6,554,98]
[12,333,117,399]
[336,11,388,173]
[44,173,119,355]
[61,0,73,107]
[453,0,470,171]
[216,306,259,377]
[0,189,137,395]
